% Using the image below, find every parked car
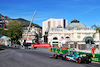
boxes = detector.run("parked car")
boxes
[51,52,93,64]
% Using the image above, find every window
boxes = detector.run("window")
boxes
[75,44,77,48]
[61,36,64,39]
[62,44,66,47]
[53,44,58,47]
[84,33,87,34]
[87,33,90,35]
[78,33,81,34]
[48,21,50,29]
[52,42,58,43]
[66,37,70,38]
[93,35,96,38]
[68,34,70,35]
[29,35,31,37]
[65,33,70,35]
[77,35,81,39]
[53,37,58,40]
[64,19,66,28]
[0,24,2,28]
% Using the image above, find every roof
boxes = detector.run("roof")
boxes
[57,24,62,28]
[66,20,87,30]
[1,36,11,40]
[71,18,79,23]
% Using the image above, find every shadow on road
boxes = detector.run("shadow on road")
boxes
[82,62,100,67]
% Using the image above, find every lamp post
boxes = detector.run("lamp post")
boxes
[68,42,70,49]
[74,42,78,50]
[66,42,70,49]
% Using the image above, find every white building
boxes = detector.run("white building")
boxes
[42,18,67,42]
[0,36,11,47]
[48,19,99,50]
[22,26,39,44]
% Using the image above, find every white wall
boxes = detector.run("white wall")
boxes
[48,29,99,46]
[42,18,68,36]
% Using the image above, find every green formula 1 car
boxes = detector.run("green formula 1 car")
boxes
[52,52,93,64]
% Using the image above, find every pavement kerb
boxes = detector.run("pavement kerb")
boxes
[92,61,100,64]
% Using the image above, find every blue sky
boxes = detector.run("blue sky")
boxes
[0,0,100,27]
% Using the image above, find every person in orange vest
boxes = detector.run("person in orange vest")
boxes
[53,45,54,48]
[57,46,59,49]
[92,47,95,53]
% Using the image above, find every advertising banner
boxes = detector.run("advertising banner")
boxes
[32,44,40,47]
[40,43,50,47]
[32,43,50,48]
[50,48,100,62]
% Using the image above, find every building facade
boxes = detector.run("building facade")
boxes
[42,18,68,43]
[48,19,99,50]
[0,36,11,46]
[22,26,39,44]
[0,19,5,29]
[34,26,42,38]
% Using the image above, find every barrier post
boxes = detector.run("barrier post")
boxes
[48,47,51,52]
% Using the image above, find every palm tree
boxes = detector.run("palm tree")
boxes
[91,25,100,53]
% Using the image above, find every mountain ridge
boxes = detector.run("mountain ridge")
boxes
[0,14,42,29]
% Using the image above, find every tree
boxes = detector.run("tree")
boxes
[91,25,100,53]
[0,28,4,33]
[0,28,8,36]
[7,20,23,43]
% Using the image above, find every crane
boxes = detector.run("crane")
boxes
[24,11,37,45]
[26,11,37,38]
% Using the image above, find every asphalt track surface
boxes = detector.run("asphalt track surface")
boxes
[0,48,100,67]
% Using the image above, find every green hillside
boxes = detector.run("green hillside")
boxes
[12,18,42,29]
[0,14,42,29]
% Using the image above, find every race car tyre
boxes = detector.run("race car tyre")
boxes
[86,54,93,59]
[76,57,81,64]
[86,59,91,63]
[62,57,65,60]
[86,61,91,64]
[89,61,91,63]
[62,55,65,60]
[54,54,58,59]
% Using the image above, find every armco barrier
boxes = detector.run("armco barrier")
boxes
[50,48,100,62]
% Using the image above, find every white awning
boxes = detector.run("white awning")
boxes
[95,42,99,45]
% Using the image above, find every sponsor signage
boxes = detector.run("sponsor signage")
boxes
[32,44,40,47]
[40,43,50,47]
[50,48,100,62]
[32,43,50,47]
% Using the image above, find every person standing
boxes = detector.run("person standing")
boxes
[92,47,95,53]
